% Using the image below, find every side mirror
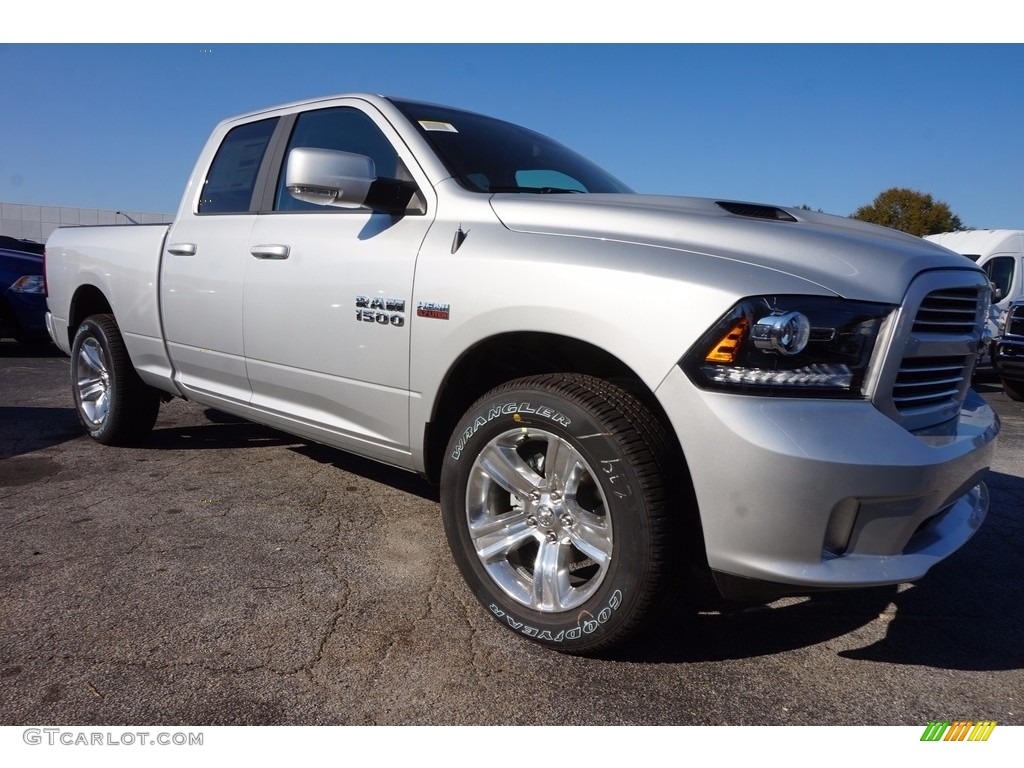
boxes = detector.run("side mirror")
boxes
[285,147,376,208]
[285,147,423,215]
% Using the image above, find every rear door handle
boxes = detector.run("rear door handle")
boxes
[167,242,197,256]
[250,244,290,260]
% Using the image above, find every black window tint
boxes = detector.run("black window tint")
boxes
[986,256,1015,300]
[199,118,277,214]
[276,108,399,211]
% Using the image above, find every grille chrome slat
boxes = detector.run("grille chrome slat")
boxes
[895,366,964,377]
[893,388,963,405]
[893,378,965,392]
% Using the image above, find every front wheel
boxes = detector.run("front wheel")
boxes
[71,314,160,445]
[441,374,677,654]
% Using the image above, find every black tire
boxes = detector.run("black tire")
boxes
[441,373,677,655]
[1002,378,1024,402]
[70,314,160,445]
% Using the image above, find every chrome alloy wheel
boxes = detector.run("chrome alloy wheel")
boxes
[466,428,613,612]
[75,336,111,426]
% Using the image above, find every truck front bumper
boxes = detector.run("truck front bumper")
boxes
[655,366,998,599]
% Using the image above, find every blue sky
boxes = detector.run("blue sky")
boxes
[1,43,1022,228]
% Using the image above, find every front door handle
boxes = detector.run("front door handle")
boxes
[250,244,290,260]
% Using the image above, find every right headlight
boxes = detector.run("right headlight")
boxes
[681,295,896,398]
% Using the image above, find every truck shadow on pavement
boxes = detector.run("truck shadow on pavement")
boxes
[205,408,440,501]
[144,409,441,502]
[0,406,82,459]
[288,441,441,502]
[613,468,1024,671]
[140,412,304,452]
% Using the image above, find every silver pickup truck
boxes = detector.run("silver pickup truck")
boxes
[45,93,999,653]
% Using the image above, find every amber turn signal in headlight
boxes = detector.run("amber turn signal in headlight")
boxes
[705,317,749,364]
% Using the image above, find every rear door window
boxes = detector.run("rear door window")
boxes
[199,118,278,214]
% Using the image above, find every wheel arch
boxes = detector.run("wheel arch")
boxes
[422,331,683,485]
[67,284,113,347]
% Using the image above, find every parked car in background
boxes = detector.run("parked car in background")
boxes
[0,237,49,346]
[993,298,1024,400]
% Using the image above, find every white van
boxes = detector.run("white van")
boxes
[926,230,1024,306]
[926,230,1024,364]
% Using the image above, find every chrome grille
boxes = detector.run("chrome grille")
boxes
[892,356,969,410]
[912,289,982,335]
[875,272,988,431]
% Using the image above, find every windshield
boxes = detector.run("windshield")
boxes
[390,99,632,195]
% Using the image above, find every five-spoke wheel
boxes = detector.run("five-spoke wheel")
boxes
[467,427,613,612]
[70,314,160,445]
[441,373,675,654]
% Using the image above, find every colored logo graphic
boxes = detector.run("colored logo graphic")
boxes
[921,721,996,742]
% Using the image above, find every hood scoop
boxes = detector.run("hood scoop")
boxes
[716,201,797,222]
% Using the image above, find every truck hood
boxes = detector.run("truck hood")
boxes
[488,194,977,304]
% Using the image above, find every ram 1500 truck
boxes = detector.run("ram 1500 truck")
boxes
[45,93,999,654]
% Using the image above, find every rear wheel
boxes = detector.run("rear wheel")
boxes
[441,373,678,654]
[71,314,160,445]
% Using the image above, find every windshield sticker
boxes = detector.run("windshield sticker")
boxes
[419,120,458,133]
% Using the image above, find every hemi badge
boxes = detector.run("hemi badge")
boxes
[417,302,451,320]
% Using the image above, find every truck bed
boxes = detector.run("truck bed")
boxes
[45,223,174,389]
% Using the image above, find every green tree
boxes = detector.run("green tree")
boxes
[851,187,964,236]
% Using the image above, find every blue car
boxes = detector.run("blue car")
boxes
[0,237,49,346]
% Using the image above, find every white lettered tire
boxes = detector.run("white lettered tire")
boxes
[441,374,674,654]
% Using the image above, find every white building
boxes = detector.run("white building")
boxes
[1,202,173,243]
